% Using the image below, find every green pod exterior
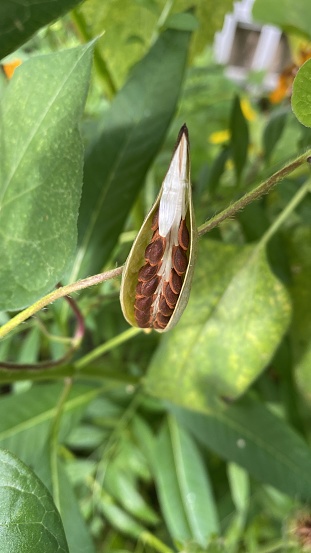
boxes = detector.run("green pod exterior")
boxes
[120,131,197,333]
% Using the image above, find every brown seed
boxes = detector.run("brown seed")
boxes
[178,218,190,250]
[134,307,151,327]
[151,209,159,231]
[138,263,158,282]
[135,296,154,311]
[163,281,178,307]
[156,312,171,327]
[151,229,160,242]
[153,320,166,330]
[169,269,182,295]
[145,237,166,265]
[158,295,174,317]
[136,281,143,297]
[172,245,187,275]
[141,275,160,297]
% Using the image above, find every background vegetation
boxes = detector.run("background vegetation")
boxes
[1,0,311,551]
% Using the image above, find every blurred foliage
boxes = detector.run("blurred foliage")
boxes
[1,0,311,552]
[78,0,234,89]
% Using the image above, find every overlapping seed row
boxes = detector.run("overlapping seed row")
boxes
[134,209,190,330]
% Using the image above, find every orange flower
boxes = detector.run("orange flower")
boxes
[1,59,22,79]
[269,46,311,104]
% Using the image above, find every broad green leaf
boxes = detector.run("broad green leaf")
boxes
[145,240,291,413]
[154,416,219,546]
[0,0,83,60]
[0,382,100,466]
[253,0,311,39]
[0,43,93,310]
[286,226,311,401]
[230,95,249,181]
[263,108,288,162]
[0,449,69,553]
[171,395,311,501]
[292,59,311,127]
[69,28,191,282]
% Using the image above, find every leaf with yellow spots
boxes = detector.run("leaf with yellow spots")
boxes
[145,240,291,413]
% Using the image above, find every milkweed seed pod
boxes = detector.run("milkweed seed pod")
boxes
[120,124,197,332]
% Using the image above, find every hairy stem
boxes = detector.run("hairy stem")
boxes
[0,267,123,340]
[198,152,311,237]
[1,151,310,342]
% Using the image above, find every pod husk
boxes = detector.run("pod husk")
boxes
[120,134,197,332]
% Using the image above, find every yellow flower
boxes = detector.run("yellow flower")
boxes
[209,129,230,144]
[240,98,257,121]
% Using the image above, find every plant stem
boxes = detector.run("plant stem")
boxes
[1,152,310,342]
[140,531,174,553]
[0,266,123,340]
[71,8,117,98]
[198,151,311,237]
[260,179,311,248]
[74,326,141,369]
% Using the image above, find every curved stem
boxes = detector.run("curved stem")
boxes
[198,152,311,237]
[0,266,123,340]
[0,289,85,370]
[259,178,311,248]
[75,326,141,370]
[1,151,310,343]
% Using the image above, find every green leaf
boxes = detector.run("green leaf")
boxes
[0,449,69,553]
[154,416,219,546]
[104,464,158,525]
[99,491,146,539]
[145,240,291,413]
[35,453,96,553]
[227,463,250,514]
[171,395,311,501]
[69,28,191,282]
[78,1,230,87]
[0,0,83,60]
[57,460,96,553]
[206,146,230,195]
[0,43,93,310]
[165,13,199,32]
[17,326,40,363]
[253,0,311,39]
[230,95,249,181]
[292,59,311,127]
[286,226,311,401]
[263,108,288,162]
[0,383,100,466]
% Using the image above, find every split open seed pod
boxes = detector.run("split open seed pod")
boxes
[120,124,198,332]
